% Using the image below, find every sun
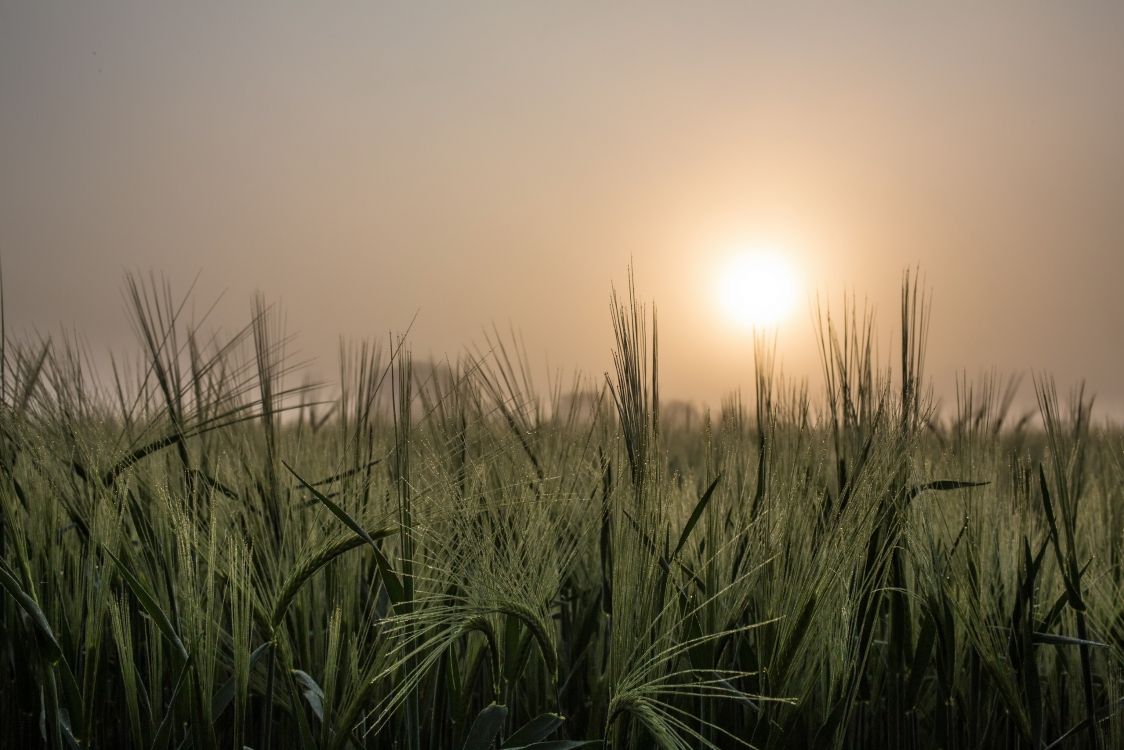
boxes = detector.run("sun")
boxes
[716,250,800,328]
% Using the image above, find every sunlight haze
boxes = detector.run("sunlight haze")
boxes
[2,2,1122,416]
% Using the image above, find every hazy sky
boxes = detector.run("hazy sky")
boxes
[2,2,1123,417]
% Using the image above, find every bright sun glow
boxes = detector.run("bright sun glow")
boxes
[717,250,800,328]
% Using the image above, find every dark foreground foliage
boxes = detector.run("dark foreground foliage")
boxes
[1,271,1122,748]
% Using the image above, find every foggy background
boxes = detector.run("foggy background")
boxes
[2,2,1122,419]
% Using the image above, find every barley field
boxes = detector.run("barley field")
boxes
[1,272,1122,749]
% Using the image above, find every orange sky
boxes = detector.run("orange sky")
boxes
[2,3,1123,418]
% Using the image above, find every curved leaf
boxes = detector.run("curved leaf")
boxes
[501,712,564,748]
[673,473,722,559]
[463,703,508,750]
[284,460,406,609]
[0,562,62,663]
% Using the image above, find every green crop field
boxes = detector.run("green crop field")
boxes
[1,272,1121,749]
